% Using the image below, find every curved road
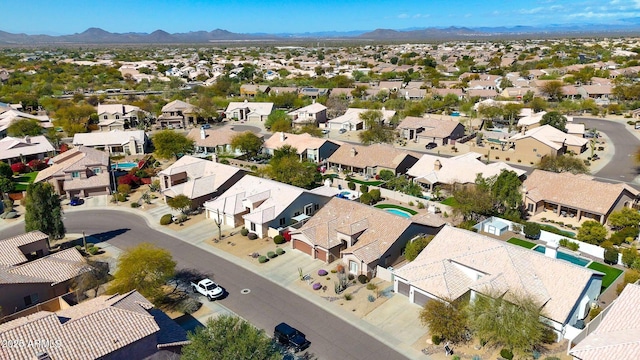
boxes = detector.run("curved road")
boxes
[3,211,408,360]
[576,117,640,184]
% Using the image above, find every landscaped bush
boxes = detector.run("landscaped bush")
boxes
[500,348,514,360]
[604,247,619,265]
[360,184,369,193]
[117,184,131,194]
[359,192,373,204]
[368,294,375,302]
[348,274,355,280]
[267,251,277,258]
[27,159,47,171]
[559,238,580,251]
[273,235,285,244]
[275,248,285,255]
[431,335,442,345]
[219,159,230,165]
[379,169,394,181]
[247,233,258,240]
[240,228,249,236]
[3,199,14,212]
[10,162,28,174]
[318,269,328,276]
[117,173,140,187]
[369,189,381,202]
[343,293,353,301]
[366,283,377,291]
[609,227,639,245]
[160,214,173,225]
[176,297,202,314]
[357,274,369,284]
[312,283,322,290]
[130,202,140,208]
[87,245,100,255]
[258,255,268,263]
[347,181,356,190]
[336,264,345,273]
[112,193,127,202]
[524,222,541,239]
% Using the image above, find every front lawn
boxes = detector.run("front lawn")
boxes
[440,197,458,206]
[587,261,623,292]
[373,204,418,215]
[348,178,384,186]
[507,237,537,249]
[13,171,39,191]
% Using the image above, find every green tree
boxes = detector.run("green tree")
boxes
[264,110,289,130]
[577,220,608,245]
[182,315,282,360]
[405,236,433,261]
[24,182,65,243]
[230,131,263,158]
[608,207,640,230]
[270,118,293,133]
[54,103,95,136]
[622,247,639,268]
[7,118,43,137]
[467,291,552,356]
[0,176,13,200]
[107,243,176,303]
[523,222,541,239]
[451,186,495,221]
[419,298,468,343]
[151,130,194,160]
[536,154,589,174]
[358,109,395,145]
[167,194,192,214]
[296,125,323,137]
[539,81,564,101]
[491,170,523,219]
[540,111,567,132]
[0,162,13,178]
[529,97,548,113]
[263,148,319,189]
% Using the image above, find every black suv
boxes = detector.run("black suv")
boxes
[274,322,311,352]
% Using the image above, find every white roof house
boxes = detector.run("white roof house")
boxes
[0,106,53,137]
[263,132,342,163]
[203,175,332,238]
[407,152,526,189]
[225,101,274,121]
[0,135,55,164]
[327,108,396,130]
[287,102,327,125]
[72,129,147,156]
[508,124,589,151]
[394,226,603,340]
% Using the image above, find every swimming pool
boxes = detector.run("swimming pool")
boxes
[532,245,591,267]
[111,162,139,171]
[384,208,412,218]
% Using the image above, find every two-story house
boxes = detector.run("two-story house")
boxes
[263,132,341,163]
[72,129,148,156]
[287,102,328,127]
[0,135,55,165]
[157,100,201,129]
[225,101,274,122]
[96,103,146,131]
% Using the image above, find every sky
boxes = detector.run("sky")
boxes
[4,0,640,35]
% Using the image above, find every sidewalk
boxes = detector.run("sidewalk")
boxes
[53,196,429,360]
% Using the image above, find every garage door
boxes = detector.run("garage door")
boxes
[397,279,410,297]
[315,248,327,261]
[85,187,109,197]
[413,290,431,307]
[292,239,313,256]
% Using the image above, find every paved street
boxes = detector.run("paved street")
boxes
[2,210,415,360]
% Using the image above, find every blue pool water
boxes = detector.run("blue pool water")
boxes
[384,208,412,218]
[111,162,138,170]
[533,245,591,267]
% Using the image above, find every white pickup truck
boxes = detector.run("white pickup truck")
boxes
[191,278,224,301]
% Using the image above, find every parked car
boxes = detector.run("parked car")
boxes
[201,124,211,129]
[69,197,83,206]
[191,278,224,301]
[425,142,438,149]
[321,129,330,134]
[274,322,311,352]
[339,128,347,134]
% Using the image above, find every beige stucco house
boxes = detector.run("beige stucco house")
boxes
[326,143,419,176]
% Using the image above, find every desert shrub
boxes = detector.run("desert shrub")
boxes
[588,306,602,320]
[360,184,369,193]
[258,255,268,263]
[176,297,202,314]
[544,357,561,360]
[408,201,414,206]
[369,189,381,202]
[267,251,277,258]
[273,235,285,244]
[366,283,377,291]
[347,181,356,190]
[240,228,249,236]
[359,192,373,204]
[357,274,369,284]
[219,159,230,165]
[347,273,354,280]
[130,202,140,208]
[343,293,353,301]
[417,201,425,209]
[149,179,161,192]
[87,245,99,255]
[604,247,619,265]
[379,169,394,181]
[432,334,442,345]
[160,214,173,225]
[112,193,127,202]
[117,184,131,194]
[368,294,375,302]
[247,232,258,240]
[275,248,285,255]
[500,348,513,360]
[3,199,14,212]
[609,227,639,245]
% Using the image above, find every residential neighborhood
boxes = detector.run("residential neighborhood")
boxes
[2,28,640,360]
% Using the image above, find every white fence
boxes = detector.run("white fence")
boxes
[376,265,394,282]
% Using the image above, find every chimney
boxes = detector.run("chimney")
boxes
[200,127,206,139]
[545,239,558,259]
[24,136,31,144]
[280,132,286,142]
[350,147,357,157]
[434,159,442,171]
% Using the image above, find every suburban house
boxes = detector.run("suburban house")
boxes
[397,115,466,145]
[187,125,252,156]
[287,102,328,126]
[569,283,640,360]
[290,198,444,277]
[158,155,245,209]
[225,101,274,122]
[263,132,341,163]
[34,146,111,198]
[327,108,396,131]
[505,125,589,163]
[0,135,55,165]
[157,100,201,129]
[326,143,420,176]
[0,231,91,317]
[394,226,603,340]
[240,84,270,97]
[299,87,329,99]
[96,103,146,131]
[523,170,639,224]
[578,85,613,105]
[0,106,53,139]
[407,152,526,192]
[203,175,332,238]
[0,290,189,360]
[72,129,148,156]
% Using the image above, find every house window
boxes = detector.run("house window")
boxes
[314,204,319,210]
[24,293,39,307]
[103,115,108,120]
[115,115,120,119]
[349,260,358,274]
[527,203,534,212]
[72,171,80,178]
[93,168,101,174]
[279,218,285,226]
[250,222,256,231]
[294,211,301,217]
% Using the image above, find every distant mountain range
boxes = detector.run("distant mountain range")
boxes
[1,22,640,45]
